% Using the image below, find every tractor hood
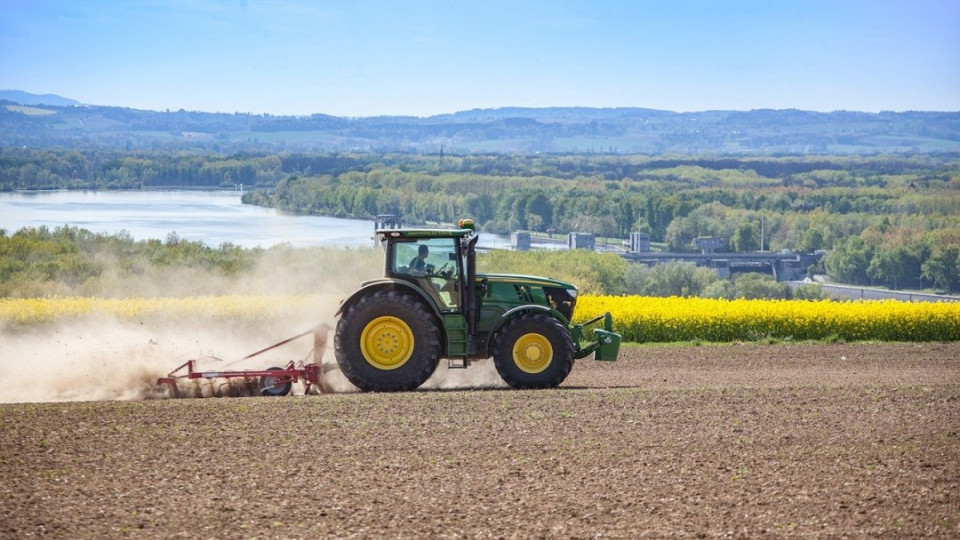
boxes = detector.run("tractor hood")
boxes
[478,273,579,323]
[477,273,578,291]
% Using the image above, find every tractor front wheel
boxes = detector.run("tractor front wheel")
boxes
[493,313,574,389]
[335,291,441,392]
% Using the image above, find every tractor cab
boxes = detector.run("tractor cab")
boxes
[383,230,472,312]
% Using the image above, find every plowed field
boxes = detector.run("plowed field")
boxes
[2,343,959,538]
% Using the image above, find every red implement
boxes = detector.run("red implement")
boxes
[157,324,330,398]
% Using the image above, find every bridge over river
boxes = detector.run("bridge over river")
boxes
[620,250,824,282]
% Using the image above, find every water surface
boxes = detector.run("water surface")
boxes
[0,190,513,249]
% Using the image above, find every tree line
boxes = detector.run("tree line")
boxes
[3,147,955,190]
[0,226,257,297]
[0,225,823,299]
[0,147,285,190]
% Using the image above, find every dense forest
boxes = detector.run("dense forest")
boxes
[243,153,960,293]
[2,148,960,293]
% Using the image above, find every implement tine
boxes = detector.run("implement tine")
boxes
[238,329,315,361]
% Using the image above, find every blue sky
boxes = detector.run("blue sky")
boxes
[1,0,957,117]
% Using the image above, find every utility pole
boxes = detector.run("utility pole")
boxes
[760,215,765,252]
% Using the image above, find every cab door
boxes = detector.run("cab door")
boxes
[387,237,463,313]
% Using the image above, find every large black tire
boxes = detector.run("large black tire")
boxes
[493,313,575,389]
[334,290,441,392]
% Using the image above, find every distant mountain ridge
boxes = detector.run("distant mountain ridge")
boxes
[0,90,80,107]
[1,90,958,154]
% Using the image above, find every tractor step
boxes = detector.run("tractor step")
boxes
[447,357,470,369]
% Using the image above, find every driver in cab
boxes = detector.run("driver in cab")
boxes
[409,244,432,275]
[408,244,456,307]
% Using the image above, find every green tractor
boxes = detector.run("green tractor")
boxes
[334,219,621,391]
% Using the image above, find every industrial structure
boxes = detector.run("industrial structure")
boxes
[623,234,823,282]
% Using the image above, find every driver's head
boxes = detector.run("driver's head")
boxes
[418,245,429,258]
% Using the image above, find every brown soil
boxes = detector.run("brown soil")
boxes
[2,342,958,538]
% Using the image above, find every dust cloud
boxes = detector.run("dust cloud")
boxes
[0,245,371,403]
[77,245,384,298]
[0,315,506,402]
[0,309,341,403]
[0,245,507,403]
[422,359,508,390]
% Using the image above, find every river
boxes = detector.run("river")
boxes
[0,190,513,249]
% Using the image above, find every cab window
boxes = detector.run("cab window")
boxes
[391,238,460,310]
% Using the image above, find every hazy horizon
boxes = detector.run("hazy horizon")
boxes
[9,88,960,118]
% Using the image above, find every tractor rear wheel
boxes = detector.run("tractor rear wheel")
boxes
[335,290,441,392]
[493,313,575,389]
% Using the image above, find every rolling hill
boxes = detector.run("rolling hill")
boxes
[1,91,957,154]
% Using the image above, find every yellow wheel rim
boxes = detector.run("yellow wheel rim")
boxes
[361,316,415,370]
[512,333,553,374]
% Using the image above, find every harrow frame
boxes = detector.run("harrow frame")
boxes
[157,325,330,398]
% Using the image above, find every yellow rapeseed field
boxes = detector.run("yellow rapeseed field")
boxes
[2,295,959,343]
[576,296,960,342]
[0,296,314,325]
